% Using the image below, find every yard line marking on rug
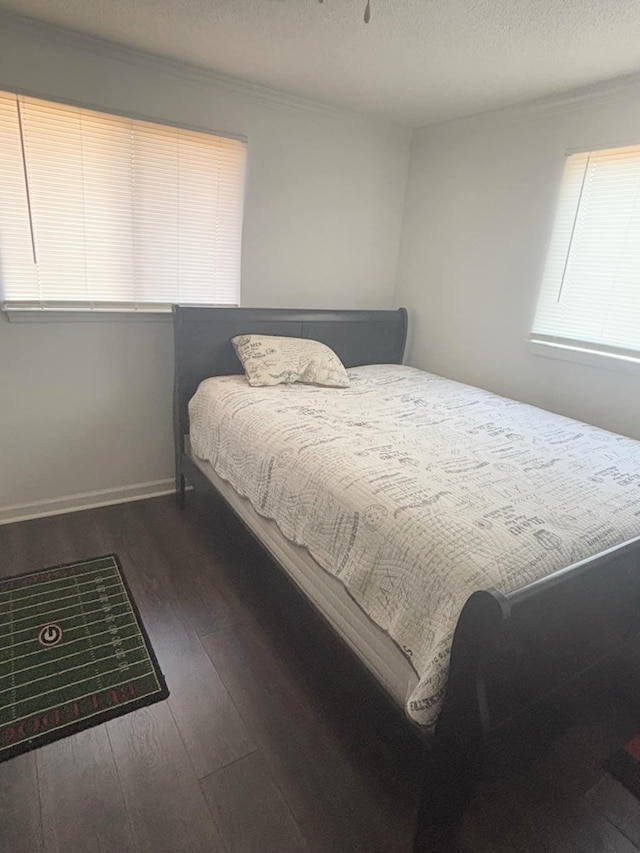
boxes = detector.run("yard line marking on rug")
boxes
[0,573,120,609]
[0,567,120,605]
[0,612,135,654]
[0,658,150,714]
[0,626,142,668]
[0,580,123,618]
[0,562,117,598]
[0,633,144,679]
[0,609,133,653]
[0,583,125,623]
[0,672,162,729]
[0,590,128,629]
[0,651,149,701]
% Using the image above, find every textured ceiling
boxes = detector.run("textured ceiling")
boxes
[2,0,640,126]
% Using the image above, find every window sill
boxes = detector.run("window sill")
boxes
[529,338,640,376]
[2,307,174,324]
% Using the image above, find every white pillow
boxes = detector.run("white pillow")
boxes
[231,334,350,388]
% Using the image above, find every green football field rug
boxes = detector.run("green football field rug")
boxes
[0,554,168,762]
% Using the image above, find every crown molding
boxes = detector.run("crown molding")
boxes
[0,9,406,131]
[6,9,635,136]
[418,70,640,133]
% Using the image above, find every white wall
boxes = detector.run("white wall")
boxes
[0,17,410,520]
[397,87,640,441]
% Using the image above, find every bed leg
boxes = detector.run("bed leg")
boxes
[176,473,186,510]
[413,733,482,853]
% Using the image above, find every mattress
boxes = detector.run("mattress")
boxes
[189,364,640,728]
[187,440,419,708]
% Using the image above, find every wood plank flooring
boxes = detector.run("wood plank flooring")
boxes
[1,492,640,852]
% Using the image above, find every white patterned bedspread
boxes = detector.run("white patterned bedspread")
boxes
[189,364,640,727]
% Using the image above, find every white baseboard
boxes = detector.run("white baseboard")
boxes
[0,478,178,525]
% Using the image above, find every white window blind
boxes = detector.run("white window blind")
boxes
[0,91,246,311]
[532,144,640,357]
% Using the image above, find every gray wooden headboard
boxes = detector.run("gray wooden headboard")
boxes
[172,305,408,442]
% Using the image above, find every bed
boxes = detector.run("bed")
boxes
[173,305,640,851]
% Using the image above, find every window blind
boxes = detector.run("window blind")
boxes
[532,144,640,357]
[0,91,246,310]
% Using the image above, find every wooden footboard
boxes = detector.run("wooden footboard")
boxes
[414,535,640,851]
[444,535,640,738]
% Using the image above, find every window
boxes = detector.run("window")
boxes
[0,92,246,312]
[531,144,640,359]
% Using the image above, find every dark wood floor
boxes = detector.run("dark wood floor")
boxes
[1,492,640,852]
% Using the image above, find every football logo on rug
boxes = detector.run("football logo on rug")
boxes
[38,623,63,648]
